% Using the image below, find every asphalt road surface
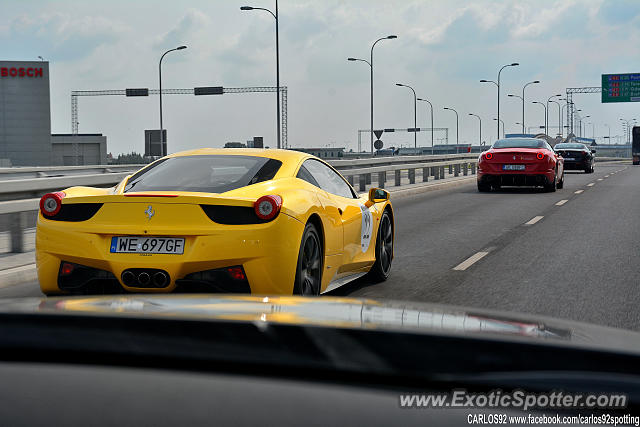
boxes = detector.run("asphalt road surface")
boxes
[3,163,639,331]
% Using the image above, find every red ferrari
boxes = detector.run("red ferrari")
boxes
[477,138,564,192]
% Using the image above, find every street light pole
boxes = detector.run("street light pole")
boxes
[396,83,417,148]
[159,45,187,156]
[241,2,281,148]
[444,107,459,146]
[507,94,523,132]
[417,98,434,155]
[604,124,611,144]
[549,100,561,137]
[469,113,481,146]
[532,101,547,133]
[546,94,562,136]
[492,118,505,139]
[521,80,540,133]
[496,63,519,141]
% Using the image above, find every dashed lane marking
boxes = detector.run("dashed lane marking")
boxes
[555,200,568,206]
[453,251,489,271]
[587,183,595,187]
[574,190,584,194]
[525,216,544,225]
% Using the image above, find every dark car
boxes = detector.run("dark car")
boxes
[554,143,595,173]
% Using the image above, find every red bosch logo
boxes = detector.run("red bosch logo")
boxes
[0,67,43,78]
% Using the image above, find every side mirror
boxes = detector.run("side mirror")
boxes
[591,149,596,153]
[365,188,389,207]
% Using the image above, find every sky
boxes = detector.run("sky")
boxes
[2,0,640,154]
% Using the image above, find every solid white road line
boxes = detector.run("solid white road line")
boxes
[574,190,584,194]
[587,183,595,187]
[555,200,569,206]
[453,251,489,271]
[525,216,544,225]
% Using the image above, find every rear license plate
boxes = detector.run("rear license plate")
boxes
[502,164,525,171]
[110,236,185,254]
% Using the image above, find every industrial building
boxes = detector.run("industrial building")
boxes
[0,60,107,166]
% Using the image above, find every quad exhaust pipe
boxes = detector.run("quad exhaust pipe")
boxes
[121,269,170,288]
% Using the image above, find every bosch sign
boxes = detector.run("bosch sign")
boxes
[0,67,43,78]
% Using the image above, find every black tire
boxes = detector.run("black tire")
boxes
[366,209,393,283]
[293,222,323,295]
[544,173,557,192]
[477,181,491,192]
[557,172,564,189]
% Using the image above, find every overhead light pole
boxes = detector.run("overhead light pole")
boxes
[549,100,562,137]
[521,80,540,133]
[417,97,434,154]
[493,118,505,139]
[481,62,519,141]
[546,94,562,136]
[469,113,481,146]
[241,2,281,148]
[159,45,187,156]
[604,123,611,144]
[443,107,459,146]
[349,35,397,153]
[396,83,417,148]
[532,101,547,133]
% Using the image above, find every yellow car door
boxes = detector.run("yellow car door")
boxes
[298,159,372,273]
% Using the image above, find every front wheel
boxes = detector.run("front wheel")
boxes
[293,222,323,295]
[557,172,564,189]
[365,209,394,282]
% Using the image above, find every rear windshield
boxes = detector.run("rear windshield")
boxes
[124,155,282,193]
[555,143,586,149]
[492,139,546,149]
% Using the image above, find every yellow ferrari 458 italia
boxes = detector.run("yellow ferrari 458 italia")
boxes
[36,148,394,296]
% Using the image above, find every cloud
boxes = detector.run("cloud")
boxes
[1,12,127,61]
[154,8,210,50]
[598,0,640,24]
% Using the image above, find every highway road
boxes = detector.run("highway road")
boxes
[2,163,638,330]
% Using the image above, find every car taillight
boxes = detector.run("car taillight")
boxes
[254,195,282,220]
[536,153,545,160]
[485,152,493,160]
[39,191,65,217]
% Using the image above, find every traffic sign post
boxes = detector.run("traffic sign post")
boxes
[602,73,640,103]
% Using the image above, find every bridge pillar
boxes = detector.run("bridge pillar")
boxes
[378,172,386,189]
[408,169,416,184]
[422,167,429,182]
[471,163,476,175]
[454,164,460,177]
[440,166,445,179]
[394,170,401,186]
[463,163,468,176]
[449,164,453,174]
[359,175,366,192]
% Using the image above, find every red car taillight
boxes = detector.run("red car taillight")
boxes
[39,191,65,217]
[536,152,545,160]
[254,195,282,220]
[485,152,493,160]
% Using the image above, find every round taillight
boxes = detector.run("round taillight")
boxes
[39,191,65,217]
[254,195,282,220]
[485,152,493,160]
[537,153,545,160]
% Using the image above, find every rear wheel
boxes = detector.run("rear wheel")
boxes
[544,172,557,192]
[557,171,564,189]
[477,181,491,192]
[293,223,322,295]
[366,209,393,283]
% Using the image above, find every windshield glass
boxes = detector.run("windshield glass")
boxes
[124,155,281,193]
[492,139,546,149]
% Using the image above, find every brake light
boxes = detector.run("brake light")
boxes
[60,262,75,276]
[485,152,493,160]
[536,153,545,160]
[227,267,246,281]
[254,195,282,220]
[39,191,65,217]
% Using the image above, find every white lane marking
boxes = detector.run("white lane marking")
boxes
[453,251,489,271]
[574,190,584,194]
[587,183,595,186]
[605,175,609,178]
[555,200,569,206]
[597,178,603,181]
[525,216,544,225]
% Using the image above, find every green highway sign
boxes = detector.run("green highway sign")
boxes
[602,73,640,103]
